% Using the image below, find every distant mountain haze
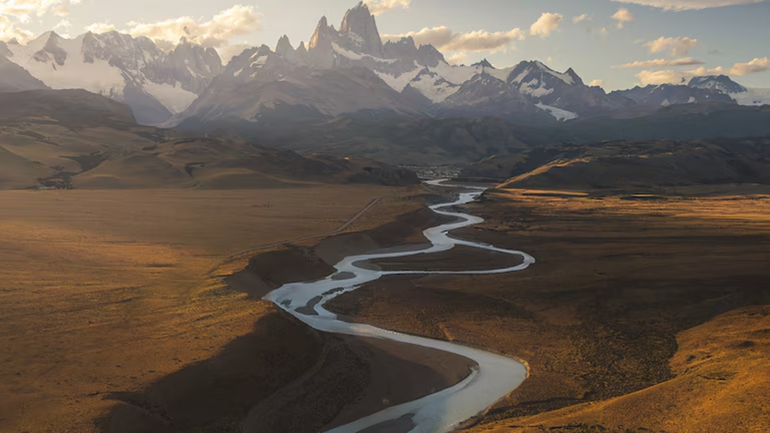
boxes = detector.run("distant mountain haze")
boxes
[0,2,767,127]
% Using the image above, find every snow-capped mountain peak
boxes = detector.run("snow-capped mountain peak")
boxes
[688,75,748,94]
[472,59,494,68]
[1,31,222,124]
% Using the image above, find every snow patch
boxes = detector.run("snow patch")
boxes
[374,64,421,92]
[250,56,268,68]
[408,73,460,103]
[332,42,397,64]
[484,66,513,83]
[534,61,575,85]
[6,34,126,96]
[428,61,480,85]
[511,69,530,84]
[536,103,578,121]
[520,79,554,98]
[143,81,198,114]
[661,99,671,107]
[332,42,363,60]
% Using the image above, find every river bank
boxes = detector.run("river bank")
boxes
[327,188,770,432]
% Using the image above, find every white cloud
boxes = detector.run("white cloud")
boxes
[530,12,563,37]
[572,13,591,23]
[384,26,525,53]
[126,5,262,49]
[384,26,454,48]
[0,0,79,22]
[0,0,81,42]
[363,0,410,15]
[730,57,770,75]
[54,18,71,30]
[612,8,635,28]
[443,28,525,52]
[611,0,764,11]
[0,14,33,42]
[84,21,117,34]
[589,79,604,87]
[613,57,704,68]
[636,67,724,85]
[645,36,699,56]
[636,58,770,85]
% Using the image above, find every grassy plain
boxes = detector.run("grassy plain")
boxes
[328,187,770,432]
[0,184,419,432]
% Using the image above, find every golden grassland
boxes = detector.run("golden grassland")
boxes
[0,184,422,432]
[328,187,770,433]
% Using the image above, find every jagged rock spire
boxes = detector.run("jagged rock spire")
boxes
[339,1,384,57]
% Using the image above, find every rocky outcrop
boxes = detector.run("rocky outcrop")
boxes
[339,2,384,57]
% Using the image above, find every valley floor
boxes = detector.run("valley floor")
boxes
[0,185,429,432]
[4,184,769,433]
[327,186,770,432]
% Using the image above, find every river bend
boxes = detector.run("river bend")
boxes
[263,180,535,432]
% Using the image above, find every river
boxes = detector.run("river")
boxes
[263,180,535,432]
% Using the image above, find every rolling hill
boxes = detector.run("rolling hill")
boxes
[460,137,770,193]
[0,89,418,190]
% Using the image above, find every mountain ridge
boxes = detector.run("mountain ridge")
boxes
[1,1,767,129]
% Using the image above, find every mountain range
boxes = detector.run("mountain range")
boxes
[0,1,768,129]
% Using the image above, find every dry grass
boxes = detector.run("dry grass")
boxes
[0,184,418,432]
[328,188,770,433]
[470,305,770,433]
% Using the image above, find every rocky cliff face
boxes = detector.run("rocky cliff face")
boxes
[0,51,49,93]
[1,30,222,124]
[339,2,384,57]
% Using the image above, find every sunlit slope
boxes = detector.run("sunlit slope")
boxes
[468,306,770,433]
[459,138,770,192]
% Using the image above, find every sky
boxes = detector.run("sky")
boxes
[1,0,769,90]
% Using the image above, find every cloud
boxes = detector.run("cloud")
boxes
[730,57,770,75]
[645,36,699,56]
[53,6,69,17]
[589,79,604,87]
[126,5,262,49]
[0,0,81,42]
[383,26,454,48]
[363,0,410,15]
[383,26,525,53]
[217,42,252,63]
[443,28,525,52]
[572,13,591,23]
[635,58,769,85]
[612,8,635,28]
[0,0,79,22]
[54,18,71,30]
[0,14,33,42]
[613,57,705,68]
[84,21,117,34]
[611,0,764,11]
[445,52,466,65]
[530,12,563,37]
[635,67,723,85]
